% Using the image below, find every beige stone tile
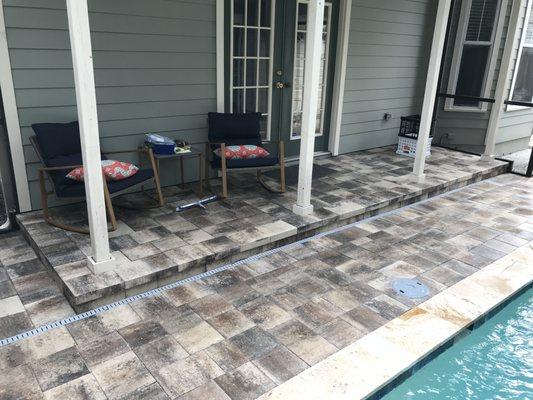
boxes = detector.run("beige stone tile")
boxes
[175,321,224,354]
[0,295,25,318]
[43,374,106,400]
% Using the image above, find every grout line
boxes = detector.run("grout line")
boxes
[0,176,505,347]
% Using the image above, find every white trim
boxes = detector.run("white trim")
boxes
[412,0,452,179]
[0,0,32,212]
[507,0,533,111]
[328,0,352,156]
[293,0,325,216]
[228,0,274,139]
[66,0,112,269]
[483,0,526,159]
[216,0,225,112]
[289,1,332,141]
[444,0,506,112]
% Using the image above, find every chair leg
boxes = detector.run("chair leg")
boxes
[221,144,228,198]
[103,182,118,232]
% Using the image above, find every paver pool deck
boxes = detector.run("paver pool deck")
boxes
[0,173,531,399]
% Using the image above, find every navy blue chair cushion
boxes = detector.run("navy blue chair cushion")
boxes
[210,155,279,169]
[208,112,262,147]
[56,169,154,198]
[32,122,81,160]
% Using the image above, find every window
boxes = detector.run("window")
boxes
[446,0,502,110]
[509,1,533,106]
[290,1,332,139]
[230,0,274,138]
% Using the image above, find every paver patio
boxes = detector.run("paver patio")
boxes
[0,173,531,399]
[15,146,508,311]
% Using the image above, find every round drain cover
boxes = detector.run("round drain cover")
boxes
[392,278,429,299]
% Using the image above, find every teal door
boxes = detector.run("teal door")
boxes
[271,0,339,157]
[227,0,339,157]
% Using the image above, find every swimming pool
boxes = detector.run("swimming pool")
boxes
[383,289,533,400]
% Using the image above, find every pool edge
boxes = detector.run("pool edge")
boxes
[256,242,533,400]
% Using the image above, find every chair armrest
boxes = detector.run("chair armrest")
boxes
[38,165,83,172]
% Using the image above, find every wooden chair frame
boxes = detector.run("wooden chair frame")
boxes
[205,140,286,198]
[31,136,164,234]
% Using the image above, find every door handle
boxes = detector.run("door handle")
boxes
[274,81,291,89]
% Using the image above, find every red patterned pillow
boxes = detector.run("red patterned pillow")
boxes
[213,145,270,160]
[66,160,139,182]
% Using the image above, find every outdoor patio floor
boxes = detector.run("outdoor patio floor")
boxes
[15,146,508,311]
[0,173,532,399]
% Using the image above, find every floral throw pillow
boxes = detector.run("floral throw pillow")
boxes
[66,160,139,182]
[213,145,270,160]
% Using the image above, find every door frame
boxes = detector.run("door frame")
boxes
[216,0,352,156]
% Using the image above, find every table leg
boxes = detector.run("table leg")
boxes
[180,157,185,189]
[198,154,204,197]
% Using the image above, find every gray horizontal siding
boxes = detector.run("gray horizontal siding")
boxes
[340,0,435,153]
[3,0,217,209]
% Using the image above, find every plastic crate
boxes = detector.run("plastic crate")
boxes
[396,136,432,158]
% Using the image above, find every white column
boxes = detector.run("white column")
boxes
[66,0,114,273]
[482,0,524,161]
[293,0,325,216]
[412,0,452,180]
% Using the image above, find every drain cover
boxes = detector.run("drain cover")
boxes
[392,279,429,299]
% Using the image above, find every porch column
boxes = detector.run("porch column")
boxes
[66,0,114,273]
[293,0,325,216]
[481,0,524,161]
[412,0,452,180]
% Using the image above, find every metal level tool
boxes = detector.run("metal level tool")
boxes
[175,195,220,212]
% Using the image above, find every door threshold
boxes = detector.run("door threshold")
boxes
[285,151,331,165]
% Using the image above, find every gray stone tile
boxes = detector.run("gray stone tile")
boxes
[119,320,168,348]
[0,364,44,400]
[135,335,188,371]
[206,340,249,372]
[32,346,90,391]
[215,362,275,400]
[42,374,107,400]
[229,326,279,360]
[239,297,291,330]
[78,331,130,368]
[207,308,255,338]
[253,345,308,384]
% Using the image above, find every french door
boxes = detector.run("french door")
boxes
[228,0,339,157]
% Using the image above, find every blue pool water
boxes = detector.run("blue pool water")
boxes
[383,289,533,400]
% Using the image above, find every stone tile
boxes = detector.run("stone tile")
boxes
[364,294,409,321]
[271,320,337,365]
[293,300,342,330]
[206,340,249,372]
[316,317,366,348]
[32,346,90,391]
[207,308,255,338]
[215,362,276,400]
[92,351,155,400]
[135,335,188,371]
[116,382,170,400]
[175,320,224,353]
[253,345,308,384]
[122,243,160,261]
[4,258,45,279]
[239,297,291,330]
[177,381,230,400]
[152,235,187,252]
[380,260,426,279]
[25,327,76,360]
[67,315,112,343]
[190,294,233,319]
[152,351,223,398]
[0,295,25,318]
[119,320,168,348]
[0,364,43,399]
[78,331,130,368]
[42,374,107,400]
[342,304,389,332]
[180,229,214,245]
[25,295,74,326]
[229,326,279,360]
[422,265,466,287]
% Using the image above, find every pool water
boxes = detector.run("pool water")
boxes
[383,289,533,400]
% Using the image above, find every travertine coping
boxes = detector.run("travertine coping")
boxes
[258,241,533,400]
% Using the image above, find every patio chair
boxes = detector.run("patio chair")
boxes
[206,112,285,198]
[30,121,164,234]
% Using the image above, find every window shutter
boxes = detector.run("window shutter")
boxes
[466,0,498,42]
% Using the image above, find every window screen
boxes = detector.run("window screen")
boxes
[452,0,500,107]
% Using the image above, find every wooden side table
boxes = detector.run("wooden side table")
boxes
[145,147,204,198]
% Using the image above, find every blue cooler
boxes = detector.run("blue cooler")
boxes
[145,134,176,155]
